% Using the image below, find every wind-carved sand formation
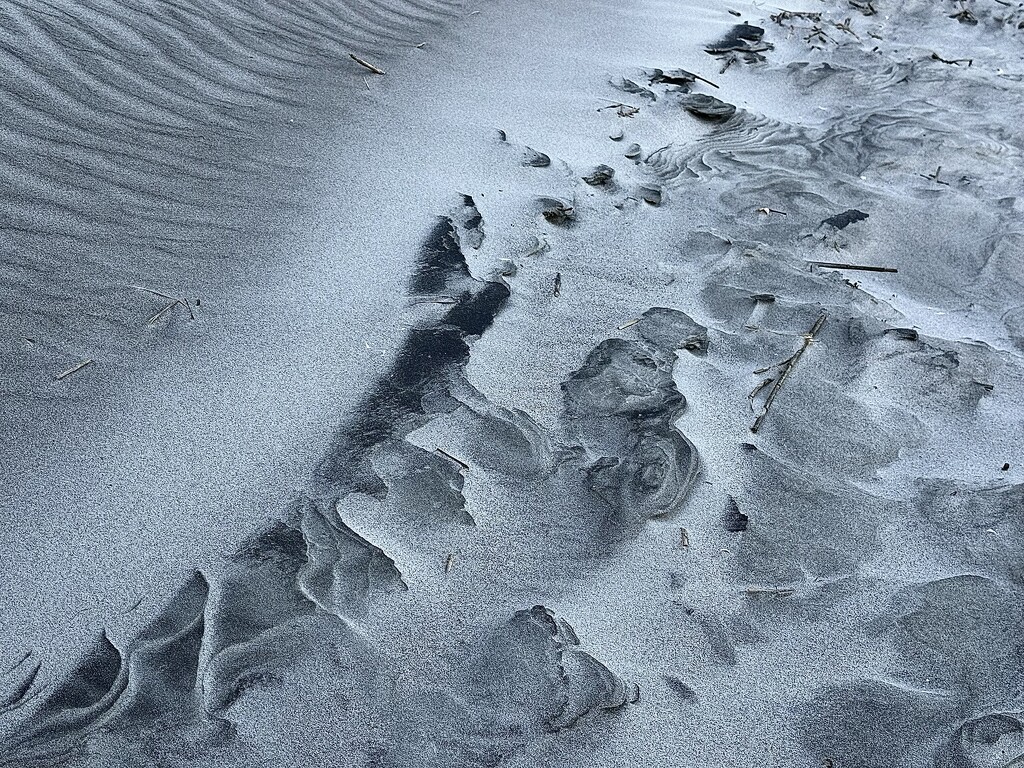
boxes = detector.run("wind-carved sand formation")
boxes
[1,0,1024,766]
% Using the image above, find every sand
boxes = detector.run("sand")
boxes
[1,0,1023,765]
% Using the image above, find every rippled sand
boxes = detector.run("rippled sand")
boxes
[2,0,1024,766]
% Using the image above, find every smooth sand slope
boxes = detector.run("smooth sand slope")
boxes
[2,0,1023,765]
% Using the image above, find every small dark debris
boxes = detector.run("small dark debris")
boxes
[821,209,868,230]
[886,328,919,341]
[553,272,562,297]
[523,147,551,167]
[1002,463,1011,471]
[678,93,736,120]
[950,7,978,24]
[583,165,616,186]
[650,69,695,88]
[723,496,748,532]
[611,76,657,100]
[541,200,575,225]
[706,23,766,54]
[640,185,663,206]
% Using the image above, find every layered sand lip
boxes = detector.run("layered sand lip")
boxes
[2,0,1024,765]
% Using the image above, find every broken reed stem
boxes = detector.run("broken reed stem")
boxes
[617,318,640,331]
[751,314,826,433]
[810,261,898,273]
[553,272,562,297]
[748,377,775,409]
[349,53,386,75]
[434,447,469,471]
[134,285,196,321]
[55,359,93,381]
[692,72,720,89]
[147,300,180,326]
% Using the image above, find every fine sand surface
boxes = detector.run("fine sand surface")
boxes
[2,0,1024,765]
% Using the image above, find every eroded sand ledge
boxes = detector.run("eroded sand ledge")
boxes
[2,0,1023,765]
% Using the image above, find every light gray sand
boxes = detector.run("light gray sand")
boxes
[2,0,1023,765]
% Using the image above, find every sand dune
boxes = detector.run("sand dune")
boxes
[2,0,1023,765]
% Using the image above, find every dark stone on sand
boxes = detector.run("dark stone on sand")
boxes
[886,327,919,341]
[677,93,736,120]
[523,147,551,167]
[822,209,869,230]
[650,68,699,87]
[640,185,663,206]
[583,165,615,186]
[723,496,748,532]
[705,23,766,54]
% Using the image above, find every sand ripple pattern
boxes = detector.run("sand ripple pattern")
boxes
[0,0,463,401]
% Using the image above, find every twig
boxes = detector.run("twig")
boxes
[757,207,788,216]
[617,318,641,330]
[751,315,826,433]
[692,72,720,89]
[809,261,897,273]
[553,272,562,297]
[55,359,93,381]
[933,52,970,66]
[134,285,196,321]
[147,300,180,325]
[646,144,672,162]
[434,447,469,471]
[349,53,386,75]
[748,377,775,410]
[920,166,950,186]
[443,553,455,573]
[598,101,640,117]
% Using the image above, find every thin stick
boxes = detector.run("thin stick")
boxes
[617,318,640,330]
[443,553,455,574]
[349,53,386,75]
[692,72,720,89]
[751,315,826,433]
[434,447,469,471]
[55,359,93,381]
[809,261,898,273]
[553,272,562,297]
[748,377,775,410]
[147,300,180,325]
[134,286,196,320]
